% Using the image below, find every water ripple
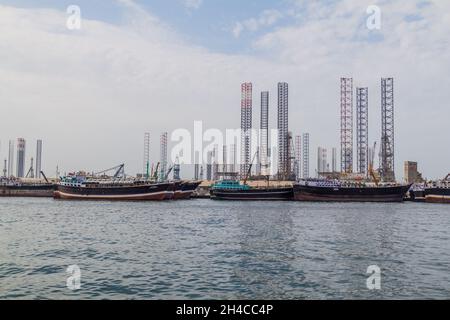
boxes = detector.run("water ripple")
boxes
[0,198,449,299]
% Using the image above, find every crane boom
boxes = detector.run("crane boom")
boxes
[40,171,49,183]
[95,164,125,179]
[164,165,174,181]
[243,152,258,185]
[153,162,160,181]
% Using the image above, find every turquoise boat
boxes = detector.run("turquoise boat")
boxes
[210,180,293,201]
[211,180,251,191]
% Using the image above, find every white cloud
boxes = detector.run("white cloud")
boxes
[232,22,244,38]
[0,4,278,176]
[0,1,449,179]
[233,9,284,38]
[249,0,450,179]
[183,0,203,10]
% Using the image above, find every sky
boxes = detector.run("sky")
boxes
[0,0,449,180]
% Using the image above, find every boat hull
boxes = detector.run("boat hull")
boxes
[0,184,55,197]
[210,187,293,201]
[54,183,172,201]
[424,188,450,204]
[293,184,411,202]
[164,182,180,200]
[174,181,202,200]
[407,189,426,202]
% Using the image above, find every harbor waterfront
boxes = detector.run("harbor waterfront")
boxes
[0,197,449,300]
[1,0,450,308]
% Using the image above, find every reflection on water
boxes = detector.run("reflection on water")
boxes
[233,203,297,299]
[0,198,449,299]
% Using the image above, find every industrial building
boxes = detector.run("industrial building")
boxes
[35,140,42,179]
[404,161,424,184]
[199,165,204,181]
[194,151,200,180]
[8,140,14,178]
[331,147,337,172]
[206,151,212,181]
[317,147,328,175]
[230,144,237,174]
[222,145,228,173]
[194,163,199,180]
[213,144,219,181]
[16,138,26,178]
[302,133,310,179]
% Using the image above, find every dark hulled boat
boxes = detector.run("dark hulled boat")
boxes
[424,187,450,203]
[0,180,55,198]
[164,181,180,200]
[210,180,293,201]
[293,179,411,202]
[54,175,172,201]
[407,184,426,202]
[424,174,450,203]
[174,181,202,199]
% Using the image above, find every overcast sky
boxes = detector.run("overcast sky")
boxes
[0,0,449,179]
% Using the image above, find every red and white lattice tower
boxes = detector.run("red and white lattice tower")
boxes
[277,82,289,179]
[240,83,252,178]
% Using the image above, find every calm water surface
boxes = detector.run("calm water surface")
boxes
[0,198,449,299]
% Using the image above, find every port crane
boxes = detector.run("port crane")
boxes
[243,152,258,186]
[95,164,125,179]
[25,158,35,178]
[152,162,160,181]
[41,171,49,183]
[164,165,174,181]
[162,158,181,181]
